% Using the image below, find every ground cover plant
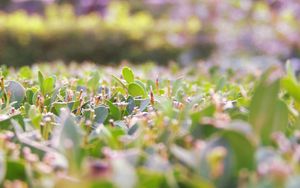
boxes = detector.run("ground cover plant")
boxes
[0,62,300,188]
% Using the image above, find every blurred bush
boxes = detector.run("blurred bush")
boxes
[2,1,299,66]
[0,2,208,66]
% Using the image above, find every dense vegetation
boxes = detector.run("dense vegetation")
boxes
[1,1,300,188]
[0,62,300,187]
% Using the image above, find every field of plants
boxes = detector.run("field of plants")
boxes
[2,0,300,188]
[1,1,300,66]
[0,62,300,188]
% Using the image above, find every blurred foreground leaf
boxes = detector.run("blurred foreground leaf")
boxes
[249,78,288,144]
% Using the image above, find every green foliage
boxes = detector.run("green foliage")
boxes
[128,83,147,98]
[87,71,100,92]
[38,71,56,96]
[249,77,288,144]
[18,66,32,79]
[5,81,25,108]
[5,160,27,181]
[58,112,84,169]
[0,63,299,188]
[282,61,300,102]
[94,106,109,124]
[122,67,135,83]
[106,100,121,120]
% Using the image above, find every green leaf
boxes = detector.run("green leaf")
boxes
[216,77,226,91]
[122,66,134,83]
[43,76,56,95]
[221,131,255,172]
[57,113,84,169]
[67,100,81,112]
[281,76,300,102]
[172,77,183,96]
[52,102,67,115]
[281,60,300,102]
[128,83,146,98]
[286,60,297,81]
[261,100,288,143]
[5,160,27,181]
[87,71,100,92]
[106,100,121,120]
[19,66,32,79]
[91,181,115,188]
[138,99,150,111]
[249,79,288,144]
[137,169,166,188]
[28,105,42,128]
[200,131,255,187]
[94,105,109,124]
[134,80,147,92]
[128,123,138,135]
[190,124,218,140]
[126,96,135,114]
[25,88,35,105]
[38,71,44,94]
[5,81,25,108]
[111,74,128,91]
[0,65,8,77]
[191,105,216,124]
[0,114,25,130]
[190,105,217,139]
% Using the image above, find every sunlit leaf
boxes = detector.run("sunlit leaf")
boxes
[128,83,146,98]
[122,67,135,83]
[5,81,25,108]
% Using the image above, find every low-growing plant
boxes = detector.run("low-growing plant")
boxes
[0,63,299,188]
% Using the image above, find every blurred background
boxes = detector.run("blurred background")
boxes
[0,0,300,67]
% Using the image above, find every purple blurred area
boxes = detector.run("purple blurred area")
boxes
[77,0,109,15]
[1,0,110,15]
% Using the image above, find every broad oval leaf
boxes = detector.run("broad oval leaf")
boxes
[5,81,25,108]
[122,67,134,83]
[94,105,109,124]
[128,83,146,98]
